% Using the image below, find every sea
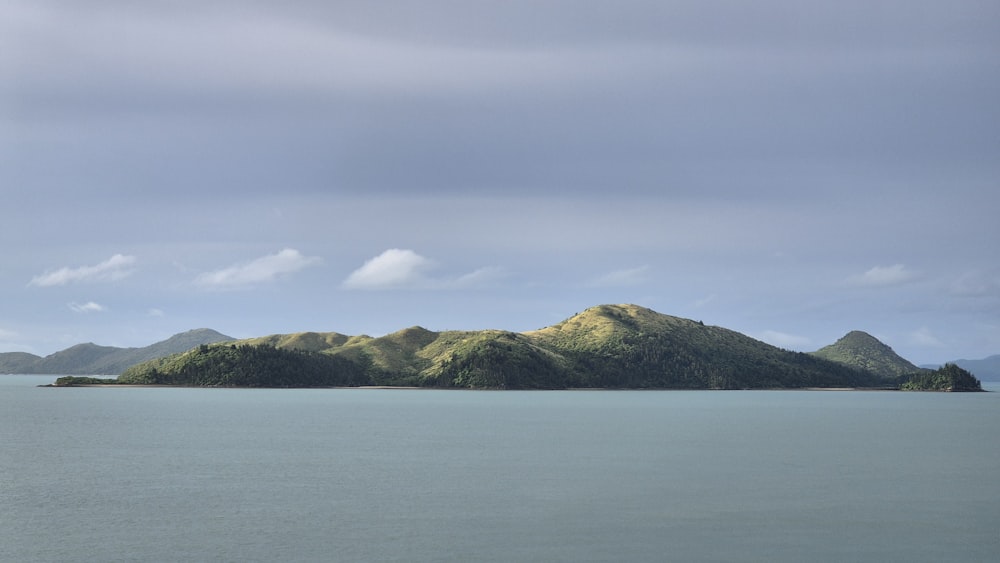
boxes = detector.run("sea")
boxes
[2,375,998,562]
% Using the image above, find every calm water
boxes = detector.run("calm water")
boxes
[2,375,999,562]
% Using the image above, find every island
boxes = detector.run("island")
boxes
[47,304,982,391]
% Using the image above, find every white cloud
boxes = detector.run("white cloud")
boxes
[148,308,165,317]
[848,264,917,287]
[692,294,717,308]
[0,329,33,353]
[587,266,650,288]
[195,248,321,289]
[447,266,507,289]
[342,249,503,290]
[909,327,945,348]
[69,301,106,313]
[756,330,812,349]
[342,249,432,290]
[30,254,136,287]
[950,270,1000,297]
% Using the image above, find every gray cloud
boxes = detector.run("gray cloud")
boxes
[8,0,997,201]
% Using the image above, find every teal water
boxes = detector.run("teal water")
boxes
[2,375,999,562]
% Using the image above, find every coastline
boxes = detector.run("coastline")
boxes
[42,382,915,391]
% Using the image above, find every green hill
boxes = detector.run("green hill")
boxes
[116,304,885,390]
[118,343,366,387]
[810,330,923,378]
[523,305,877,389]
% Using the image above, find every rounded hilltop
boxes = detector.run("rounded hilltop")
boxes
[810,330,922,378]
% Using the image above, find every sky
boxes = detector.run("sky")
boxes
[2,0,999,365]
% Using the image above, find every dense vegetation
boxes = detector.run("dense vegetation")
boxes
[117,305,893,390]
[52,376,119,386]
[118,344,368,387]
[898,364,982,391]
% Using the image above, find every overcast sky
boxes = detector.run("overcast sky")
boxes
[3,0,999,365]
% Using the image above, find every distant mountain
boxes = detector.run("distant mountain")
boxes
[0,351,43,374]
[1,329,235,375]
[32,343,123,375]
[118,305,883,389]
[927,355,1000,381]
[115,329,237,369]
[810,331,924,378]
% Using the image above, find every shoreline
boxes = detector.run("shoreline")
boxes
[41,383,917,391]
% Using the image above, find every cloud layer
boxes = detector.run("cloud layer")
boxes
[2,1,998,364]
